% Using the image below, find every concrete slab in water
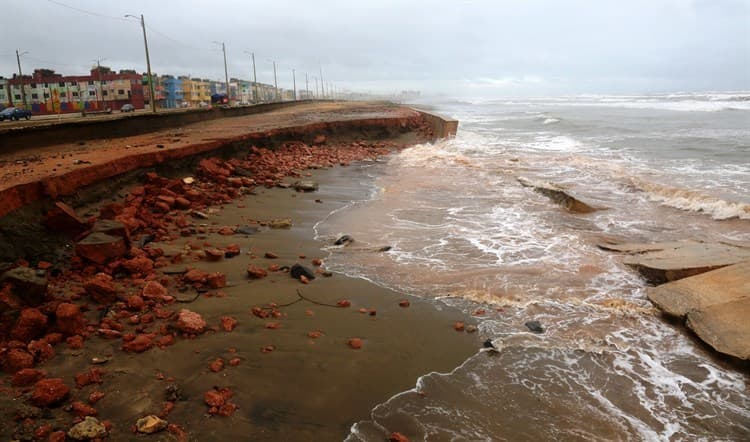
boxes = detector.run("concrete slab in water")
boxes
[647,261,750,317]
[600,240,750,283]
[687,297,750,360]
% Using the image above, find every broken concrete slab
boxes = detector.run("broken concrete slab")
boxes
[517,177,600,214]
[601,240,750,284]
[647,261,750,317]
[686,297,750,360]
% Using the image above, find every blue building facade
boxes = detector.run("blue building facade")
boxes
[162,76,183,108]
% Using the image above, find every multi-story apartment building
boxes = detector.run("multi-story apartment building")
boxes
[182,78,211,107]
[3,67,144,114]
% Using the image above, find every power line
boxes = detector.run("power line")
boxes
[45,0,128,21]
[144,25,212,52]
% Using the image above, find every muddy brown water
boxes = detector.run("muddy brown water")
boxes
[0,158,477,441]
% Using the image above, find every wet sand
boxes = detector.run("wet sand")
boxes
[0,155,478,441]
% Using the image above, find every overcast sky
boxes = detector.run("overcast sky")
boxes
[2,0,749,97]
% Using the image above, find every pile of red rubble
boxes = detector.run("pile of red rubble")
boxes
[0,136,414,438]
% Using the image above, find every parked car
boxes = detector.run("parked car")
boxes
[120,104,135,113]
[0,107,32,121]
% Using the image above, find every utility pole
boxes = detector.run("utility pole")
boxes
[94,58,106,110]
[213,41,229,102]
[15,50,28,109]
[305,73,309,100]
[314,77,319,98]
[319,65,325,98]
[126,14,157,112]
[292,69,296,101]
[272,61,278,101]
[251,52,258,103]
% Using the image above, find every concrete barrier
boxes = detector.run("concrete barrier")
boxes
[414,109,459,138]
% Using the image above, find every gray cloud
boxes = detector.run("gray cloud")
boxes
[2,0,748,97]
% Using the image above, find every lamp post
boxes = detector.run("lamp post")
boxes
[305,73,309,100]
[319,65,325,98]
[292,69,296,101]
[15,50,28,108]
[125,14,157,113]
[267,60,278,101]
[212,41,230,103]
[244,50,258,103]
[93,58,107,110]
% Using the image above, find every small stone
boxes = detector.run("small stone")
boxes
[246,265,268,279]
[311,258,323,266]
[399,300,410,308]
[31,378,70,407]
[465,325,478,333]
[205,249,224,261]
[67,416,107,440]
[390,432,410,442]
[11,368,45,387]
[221,316,238,332]
[135,415,168,434]
[290,264,315,281]
[56,303,85,335]
[264,252,279,259]
[75,232,127,264]
[524,320,545,333]
[268,218,292,229]
[1,267,48,306]
[347,338,363,349]
[209,358,224,372]
[453,322,465,332]
[337,299,351,308]
[334,235,354,246]
[176,309,206,334]
[308,330,322,339]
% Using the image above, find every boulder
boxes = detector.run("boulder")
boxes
[56,303,86,335]
[12,308,48,342]
[290,264,315,281]
[75,232,127,264]
[91,219,130,246]
[84,273,118,303]
[0,267,48,306]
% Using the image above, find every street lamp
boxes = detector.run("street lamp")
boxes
[243,50,258,103]
[93,58,107,110]
[212,41,230,103]
[125,14,157,113]
[292,69,296,101]
[15,50,28,108]
[266,59,278,101]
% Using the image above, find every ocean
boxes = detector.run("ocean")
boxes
[315,93,750,440]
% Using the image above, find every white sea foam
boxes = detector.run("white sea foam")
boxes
[632,178,750,220]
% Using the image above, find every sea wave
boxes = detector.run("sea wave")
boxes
[631,178,750,220]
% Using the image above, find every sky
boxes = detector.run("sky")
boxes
[2,0,749,97]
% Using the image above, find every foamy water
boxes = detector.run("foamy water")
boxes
[316,93,750,440]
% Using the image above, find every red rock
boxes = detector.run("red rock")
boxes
[224,244,240,258]
[66,335,84,349]
[27,340,55,363]
[206,272,226,289]
[204,249,224,262]
[142,281,168,299]
[347,338,363,350]
[399,300,410,308]
[99,202,124,219]
[75,368,104,388]
[251,306,269,318]
[159,401,176,418]
[56,303,86,335]
[11,368,45,387]
[157,195,176,208]
[216,402,239,416]
[264,322,281,330]
[176,309,206,334]
[174,197,191,210]
[299,275,310,284]
[264,252,279,259]
[246,265,268,279]
[83,273,117,304]
[97,329,122,339]
[71,401,97,417]
[122,256,154,275]
[203,387,233,407]
[220,316,238,332]
[209,358,224,372]
[453,322,465,332]
[30,378,69,407]
[312,134,327,145]
[123,334,153,353]
[307,330,322,339]
[311,258,323,266]
[12,308,48,342]
[389,432,410,442]
[228,357,241,366]
[44,202,89,235]
[217,226,235,235]
[156,335,175,347]
[183,269,208,284]
[43,333,63,345]
[34,424,52,439]
[88,391,105,404]
[75,232,127,264]
[48,430,66,442]
[127,295,145,311]
[3,348,34,372]
[337,299,351,308]
[261,345,275,353]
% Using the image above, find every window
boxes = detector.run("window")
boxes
[43,83,49,88]
[59,82,65,87]
[101,80,107,85]
[68,82,75,86]
[31,93,39,99]
[88,81,94,85]
[118,89,125,95]
[89,91,96,96]
[0,85,3,90]
[72,92,79,97]
[14,94,20,100]
[44,93,50,98]
[102,91,108,96]
[30,83,36,88]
